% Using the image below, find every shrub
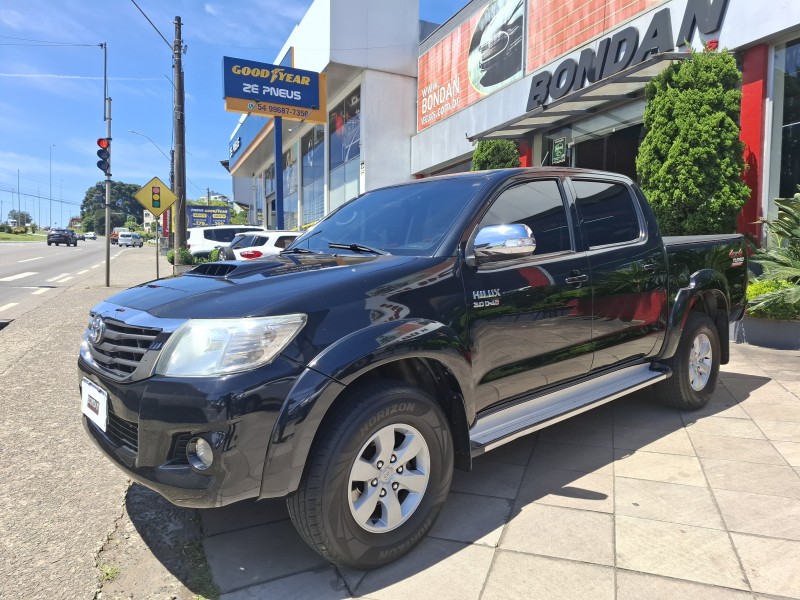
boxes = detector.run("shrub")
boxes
[636,48,750,235]
[12,227,27,235]
[746,279,800,321]
[472,140,521,171]
[748,191,800,319]
[166,247,194,265]
[0,224,11,233]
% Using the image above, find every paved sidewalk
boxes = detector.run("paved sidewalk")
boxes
[0,247,173,600]
[200,343,800,600]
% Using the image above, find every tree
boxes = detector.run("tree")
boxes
[230,210,249,225]
[80,181,143,235]
[7,209,32,226]
[472,140,521,171]
[636,48,750,236]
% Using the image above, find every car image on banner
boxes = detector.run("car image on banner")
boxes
[468,0,524,91]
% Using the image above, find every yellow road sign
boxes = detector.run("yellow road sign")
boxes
[134,177,177,217]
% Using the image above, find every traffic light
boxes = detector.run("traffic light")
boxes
[152,186,161,208]
[96,138,111,175]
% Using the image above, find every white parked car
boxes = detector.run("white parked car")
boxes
[219,230,301,260]
[186,225,264,258]
[118,232,144,247]
[85,231,97,240]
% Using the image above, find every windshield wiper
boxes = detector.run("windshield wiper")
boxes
[279,247,317,255]
[328,242,389,255]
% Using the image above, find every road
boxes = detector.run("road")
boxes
[0,237,152,322]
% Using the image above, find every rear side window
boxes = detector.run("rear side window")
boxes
[573,180,641,248]
[275,235,296,249]
[478,179,571,255]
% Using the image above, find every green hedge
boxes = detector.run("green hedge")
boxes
[746,279,800,321]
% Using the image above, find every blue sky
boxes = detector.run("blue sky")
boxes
[0,0,465,228]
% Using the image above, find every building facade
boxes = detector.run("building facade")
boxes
[227,0,435,230]
[227,0,800,241]
[413,0,800,242]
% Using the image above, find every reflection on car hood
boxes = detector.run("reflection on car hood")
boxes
[102,253,419,319]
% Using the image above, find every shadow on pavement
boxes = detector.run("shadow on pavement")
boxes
[126,371,774,598]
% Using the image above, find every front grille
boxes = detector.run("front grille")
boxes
[88,319,161,378]
[106,403,138,452]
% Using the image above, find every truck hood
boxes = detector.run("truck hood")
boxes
[102,253,420,319]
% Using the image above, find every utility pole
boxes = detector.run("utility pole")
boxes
[172,16,187,263]
[207,187,210,206]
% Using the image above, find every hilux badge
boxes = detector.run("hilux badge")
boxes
[89,315,106,345]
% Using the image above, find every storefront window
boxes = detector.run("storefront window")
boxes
[283,145,299,229]
[260,164,274,226]
[769,38,800,218]
[302,125,325,225]
[330,86,361,210]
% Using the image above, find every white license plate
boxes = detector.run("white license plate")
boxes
[81,377,108,432]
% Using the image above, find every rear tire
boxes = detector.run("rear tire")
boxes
[655,312,720,410]
[287,381,453,569]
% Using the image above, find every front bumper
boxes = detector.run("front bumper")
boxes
[79,354,305,508]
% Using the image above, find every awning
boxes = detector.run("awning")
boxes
[469,51,688,141]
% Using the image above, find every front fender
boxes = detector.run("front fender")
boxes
[259,319,473,498]
[657,269,730,361]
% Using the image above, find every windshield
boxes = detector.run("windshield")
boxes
[288,177,487,256]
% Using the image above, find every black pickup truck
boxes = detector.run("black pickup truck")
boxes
[79,168,747,568]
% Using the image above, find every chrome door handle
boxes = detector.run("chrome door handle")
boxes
[565,273,588,284]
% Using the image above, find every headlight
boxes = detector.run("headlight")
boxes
[154,314,306,377]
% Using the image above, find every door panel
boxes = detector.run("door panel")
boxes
[463,179,593,413]
[569,178,667,370]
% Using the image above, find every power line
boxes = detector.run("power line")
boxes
[0,35,95,47]
[129,0,172,50]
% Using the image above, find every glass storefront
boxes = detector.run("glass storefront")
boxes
[302,125,325,225]
[283,144,299,230]
[768,37,800,219]
[329,86,361,210]
[541,101,646,182]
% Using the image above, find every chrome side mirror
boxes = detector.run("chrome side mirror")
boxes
[473,223,536,263]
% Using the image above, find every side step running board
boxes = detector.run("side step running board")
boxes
[469,363,670,456]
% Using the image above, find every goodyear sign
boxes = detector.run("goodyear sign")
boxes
[188,206,230,227]
[223,56,326,124]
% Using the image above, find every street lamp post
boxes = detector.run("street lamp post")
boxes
[49,144,54,228]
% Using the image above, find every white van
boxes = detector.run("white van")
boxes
[118,232,143,247]
[185,225,264,258]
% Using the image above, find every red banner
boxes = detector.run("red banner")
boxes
[418,0,526,131]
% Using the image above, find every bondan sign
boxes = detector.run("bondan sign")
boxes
[526,0,728,110]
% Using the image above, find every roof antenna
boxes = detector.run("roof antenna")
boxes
[541,151,550,166]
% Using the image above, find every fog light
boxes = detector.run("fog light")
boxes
[187,437,213,471]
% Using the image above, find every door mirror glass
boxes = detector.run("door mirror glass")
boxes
[474,224,536,263]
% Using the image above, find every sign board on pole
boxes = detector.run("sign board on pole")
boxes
[222,57,326,123]
[187,206,231,227]
[134,177,177,217]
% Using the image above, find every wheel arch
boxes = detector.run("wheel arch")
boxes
[259,321,473,499]
[657,269,731,364]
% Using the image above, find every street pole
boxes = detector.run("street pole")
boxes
[49,146,52,228]
[172,16,187,264]
[102,41,112,288]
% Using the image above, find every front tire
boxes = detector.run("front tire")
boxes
[287,381,453,569]
[655,312,720,410]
